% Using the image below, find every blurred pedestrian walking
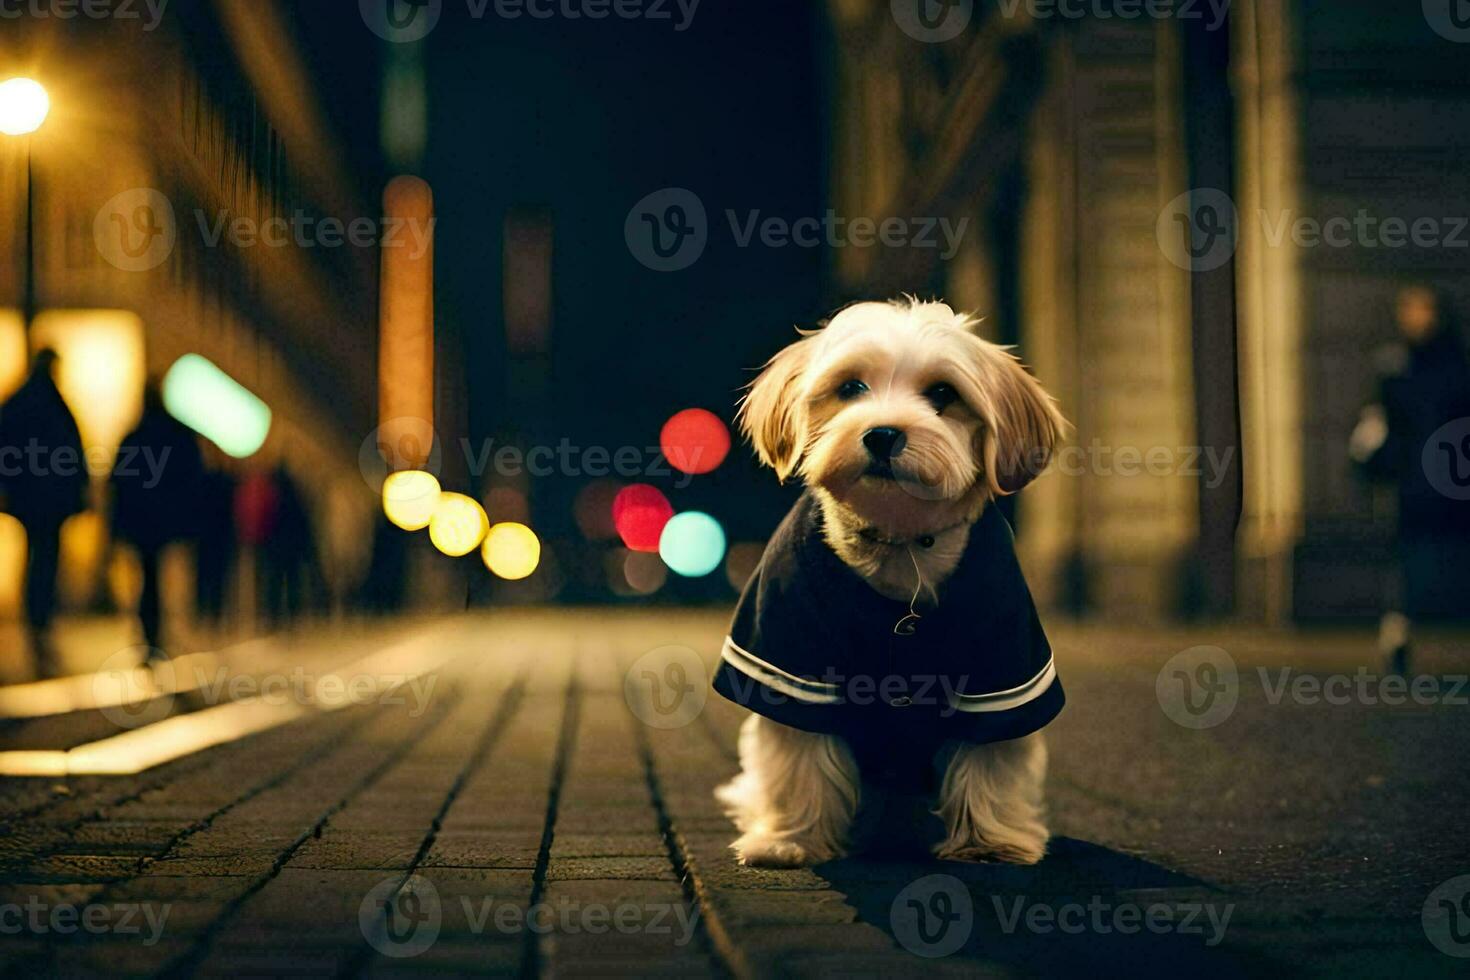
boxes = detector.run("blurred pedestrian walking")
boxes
[111,381,205,656]
[265,465,324,625]
[1350,285,1470,674]
[0,349,88,678]
[195,466,238,628]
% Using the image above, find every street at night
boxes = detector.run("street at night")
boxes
[2,612,1467,976]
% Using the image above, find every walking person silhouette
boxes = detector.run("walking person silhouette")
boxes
[1351,286,1470,674]
[111,381,205,657]
[0,349,87,678]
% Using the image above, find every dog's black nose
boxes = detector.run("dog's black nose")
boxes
[863,427,907,459]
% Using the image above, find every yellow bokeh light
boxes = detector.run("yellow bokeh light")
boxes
[383,470,441,531]
[0,310,25,402]
[0,77,49,136]
[482,522,541,580]
[59,510,106,606]
[31,309,148,468]
[428,492,489,557]
[0,513,24,617]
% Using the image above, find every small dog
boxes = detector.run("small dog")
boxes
[711,298,1066,868]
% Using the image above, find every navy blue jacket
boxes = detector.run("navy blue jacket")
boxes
[712,493,1063,753]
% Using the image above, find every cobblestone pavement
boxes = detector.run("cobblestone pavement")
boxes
[0,610,1466,977]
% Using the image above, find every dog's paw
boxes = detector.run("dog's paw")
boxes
[731,834,836,868]
[935,837,1046,866]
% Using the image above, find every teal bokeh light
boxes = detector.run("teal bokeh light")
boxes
[659,511,727,578]
[162,354,272,458]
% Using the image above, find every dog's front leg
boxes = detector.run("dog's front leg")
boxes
[715,715,859,868]
[934,732,1049,865]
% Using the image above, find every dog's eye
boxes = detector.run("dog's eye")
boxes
[925,383,959,413]
[836,379,870,401]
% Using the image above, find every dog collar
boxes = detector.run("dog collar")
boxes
[857,518,971,550]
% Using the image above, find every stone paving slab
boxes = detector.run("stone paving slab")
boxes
[0,611,1466,977]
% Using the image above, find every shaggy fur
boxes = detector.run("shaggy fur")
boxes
[717,298,1064,867]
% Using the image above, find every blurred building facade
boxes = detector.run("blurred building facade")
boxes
[0,0,385,624]
[826,0,1470,623]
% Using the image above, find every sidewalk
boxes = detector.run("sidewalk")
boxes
[0,610,1464,977]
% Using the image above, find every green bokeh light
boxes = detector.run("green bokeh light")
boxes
[162,354,272,458]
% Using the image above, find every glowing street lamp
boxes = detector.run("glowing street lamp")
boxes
[0,77,50,334]
[0,78,48,136]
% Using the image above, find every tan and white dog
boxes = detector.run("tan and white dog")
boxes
[712,297,1065,868]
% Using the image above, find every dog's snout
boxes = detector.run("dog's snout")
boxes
[862,427,907,459]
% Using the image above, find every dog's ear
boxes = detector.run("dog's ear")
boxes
[957,337,1065,495]
[739,334,815,482]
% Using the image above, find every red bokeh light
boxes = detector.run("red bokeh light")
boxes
[612,484,674,552]
[234,471,281,546]
[661,408,731,476]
